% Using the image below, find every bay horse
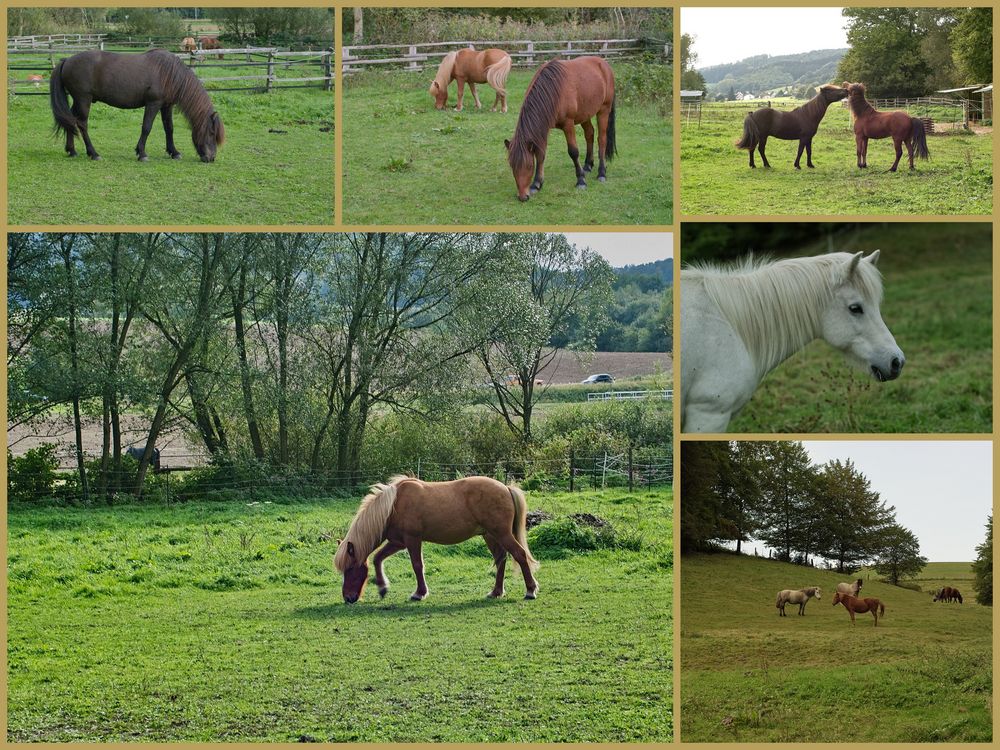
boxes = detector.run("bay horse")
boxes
[736,84,848,169]
[680,250,904,432]
[200,36,224,60]
[833,591,885,626]
[429,47,512,113]
[334,475,539,603]
[776,586,820,616]
[934,586,964,603]
[836,578,863,596]
[504,56,616,201]
[50,50,224,162]
[845,82,929,172]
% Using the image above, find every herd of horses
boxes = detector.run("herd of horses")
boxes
[737,81,930,172]
[776,579,965,627]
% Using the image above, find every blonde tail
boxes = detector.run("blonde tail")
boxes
[509,485,540,572]
[486,54,512,97]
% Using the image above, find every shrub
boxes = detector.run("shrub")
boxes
[8,444,61,502]
[120,9,185,39]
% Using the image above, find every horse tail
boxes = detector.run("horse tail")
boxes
[879,602,885,617]
[775,591,783,608]
[911,117,929,160]
[736,113,759,151]
[605,95,617,161]
[486,54,511,97]
[508,486,539,572]
[49,59,78,137]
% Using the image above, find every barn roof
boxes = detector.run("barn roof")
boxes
[680,90,704,98]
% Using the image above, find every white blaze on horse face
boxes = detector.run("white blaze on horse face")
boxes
[819,251,905,383]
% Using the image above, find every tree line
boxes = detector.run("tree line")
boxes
[681,441,928,585]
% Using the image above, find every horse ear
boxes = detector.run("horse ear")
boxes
[431,81,439,91]
[846,251,864,278]
[347,541,356,559]
[866,249,881,267]
[504,138,511,151]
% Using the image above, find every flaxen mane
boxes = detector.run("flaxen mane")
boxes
[334,475,408,571]
[507,59,568,174]
[146,49,224,147]
[430,50,459,95]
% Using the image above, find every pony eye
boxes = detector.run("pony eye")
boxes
[849,303,864,315]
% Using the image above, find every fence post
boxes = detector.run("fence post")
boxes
[408,45,418,72]
[569,447,575,492]
[628,445,634,492]
[591,456,598,489]
[266,51,274,93]
[526,41,535,65]
[49,41,55,70]
[323,51,332,91]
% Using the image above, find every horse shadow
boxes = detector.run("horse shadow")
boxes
[293,596,521,620]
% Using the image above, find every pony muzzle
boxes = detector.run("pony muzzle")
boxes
[871,353,905,382]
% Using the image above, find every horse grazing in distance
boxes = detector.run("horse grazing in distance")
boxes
[429,48,512,112]
[735,84,848,169]
[50,49,224,162]
[934,586,964,603]
[505,56,616,201]
[680,250,905,432]
[200,36,224,60]
[776,586,821,616]
[833,591,886,626]
[845,81,929,171]
[181,36,196,52]
[334,475,539,603]
[836,578,863,596]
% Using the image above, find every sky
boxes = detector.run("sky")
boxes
[563,232,673,267]
[734,441,992,563]
[683,7,848,69]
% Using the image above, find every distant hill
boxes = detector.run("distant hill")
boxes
[616,257,673,285]
[699,48,847,98]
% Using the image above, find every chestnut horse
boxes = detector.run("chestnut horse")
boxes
[504,56,616,201]
[200,36,224,60]
[833,591,885,626]
[736,83,848,169]
[845,81,929,172]
[776,586,821,616]
[934,586,964,603]
[429,47,512,113]
[50,50,224,162]
[334,475,539,603]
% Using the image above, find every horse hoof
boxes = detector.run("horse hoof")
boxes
[90,155,101,161]
[487,590,504,599]
[576,183,587,190]
[524,591,538,600]
[598,176,606,183]
[529,187,539,195]
[794,165,801,170]
[171,153,182,160]
[138,155,148,162]
[378,586,389,599]
[410,593,427,601]
[583,164,593,173]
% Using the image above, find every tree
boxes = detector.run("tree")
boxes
[837,8,931,97]
[972,515,992,606]
[952,8,993,84]
[756,442,815,562]
[679,441,732,552]
[873,523,927,586]
[715,441,766,553]
[680,33,698,72]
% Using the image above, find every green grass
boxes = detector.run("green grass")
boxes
[681,553,991,743]
[342,70,672,225]
[7,87,334,225]
[721,222,992,433]
[7,488,672,742]
[681,103,992,215]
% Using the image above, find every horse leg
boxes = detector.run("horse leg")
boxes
[889,137,903,172]
[455,79,465,111]
[484,534,507,598]
[581,120,595,173]
[73,97,100,160]
[404,537,429,601]
[861,136,869,168]
[469,81,482,109]
[596,108,611,181]
[498,532,538,599]
[563,124,587,189]
[805,138,814,168]
[758,136,770,168]
[794,139,806,169]
[530,146,546,194]
[161,104,181,159]
[135,101,160,162]
[905,137,915,170]
[372,540,405,599]
[855,133,865,168]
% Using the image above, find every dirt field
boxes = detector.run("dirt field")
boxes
[537,350,672,384]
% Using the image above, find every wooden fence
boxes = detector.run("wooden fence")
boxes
[586,389,673,402]
[8,32,108,49]
[343,37,671,74]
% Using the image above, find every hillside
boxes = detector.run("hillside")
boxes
[699,48,847,97]
[681,552,991,742]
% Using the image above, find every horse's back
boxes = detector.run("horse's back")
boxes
[390,476,516,543]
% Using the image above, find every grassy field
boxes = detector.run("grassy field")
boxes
[681,102,992,216]
[704,223,992,433]
[342,70,672,225]
[7,72,334,225]
[7,487,672,742]
[681,553,992,742]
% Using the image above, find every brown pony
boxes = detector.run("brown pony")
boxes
[934,586,964,603]
[334,475,539,603]
[504,56,616,201]
[429,47,512,113]
[735,84,848,169]
[200,36,224,60]
[845,81,929,172]
[832,591,886,626]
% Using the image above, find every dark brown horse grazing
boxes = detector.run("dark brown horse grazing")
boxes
[845,82,929,172]
[200,36,224,60]
[934,586,964,603]
[429,47,512,112]
[334,476,539,603]
[50,50,224,162]
[736,84,848,169]
[504,56,616,201]
[833,591,886,626]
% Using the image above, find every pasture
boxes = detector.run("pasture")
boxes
[681,102,992,216]
[342,69,672,226]
[713,222,991,433]
[7,487,672,742]
[681,554,992,742]
[6,54,334,225]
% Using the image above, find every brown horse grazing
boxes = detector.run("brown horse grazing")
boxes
[934,586,964,603]
[775,586,820,616]
[430,47,512,113]
[504,56,616,201]
[181,37,196,53]
[833,591,886,626]
[845,82,929,172]
[334,475,540,603]
[735,84,848,169]
[50,50,224,162]
[200,36,224,60]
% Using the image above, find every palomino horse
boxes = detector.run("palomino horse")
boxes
[845,82,929,172]
[680,250,904,432]
[334,475,540,603]
[504,56,616,201]
[429,48,512,113]
[181,37,196,53]
[833,591,885,626]
[934,586,964,603]
[836,578,863,596]
[736,84,848,169]
[776,586,821,616]
[50,50,224,162]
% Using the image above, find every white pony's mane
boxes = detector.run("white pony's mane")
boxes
[334,475,409,571]
[430,50,460,93]
[684,252,884,379]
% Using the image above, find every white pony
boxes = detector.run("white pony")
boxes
[680,250,904,433]
[837,578,863,596]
